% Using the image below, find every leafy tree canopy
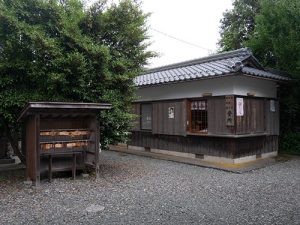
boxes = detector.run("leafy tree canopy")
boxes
[219,0,300,153]
[0,0,155,161]
[218,0,260,51]
[246,0,300,76]
[246,0,300,132]
[219,0,300,83]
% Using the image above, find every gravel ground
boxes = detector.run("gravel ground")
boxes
[0,151,299,225]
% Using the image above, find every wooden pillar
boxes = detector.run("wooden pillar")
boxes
[72,154,76,180]
[95,118,100,179]
[25,115,40,185]
[48,155,52,182]
[35,114,40,186]
[21,123,26,162]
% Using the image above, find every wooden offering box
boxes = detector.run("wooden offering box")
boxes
[18,102,111,185]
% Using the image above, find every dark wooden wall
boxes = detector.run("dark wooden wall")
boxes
[132,97,279,136]
[265,100,279,135]
[129,131,234,158]
[86,116,99,168]
[236,98,266,134]
[40,118,90,130]
[152,100,186,136]
[235,98,279,135]
[234,135,278,158]
[129,131,278,158]
[130,96,279,158]
[207,97,234,135]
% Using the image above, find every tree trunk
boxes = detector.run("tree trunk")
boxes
[4,123,25,163]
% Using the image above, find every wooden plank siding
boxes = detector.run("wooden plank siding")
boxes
[40,118,90,130]
[129,131,278,158]
[129,131,234,158]
[233,135,278,158]
[265,100,279,135]
[235,98,266,134]
[133,97,278,136]
[207,97,234,135]
[130,96,279,159]
[152,100,187,136]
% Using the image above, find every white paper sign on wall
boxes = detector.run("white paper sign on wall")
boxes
[168,107,174,119]
[270,100,276,112]
[236,98,244,116]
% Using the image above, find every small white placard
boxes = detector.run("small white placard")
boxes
[168,107,174,119]
[270,100,276,112]
[236,98,244,116]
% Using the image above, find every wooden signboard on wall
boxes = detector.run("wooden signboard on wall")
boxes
[225,96,235,126]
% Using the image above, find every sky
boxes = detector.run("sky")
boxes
[88,0,234,68]
[142,0,233,68]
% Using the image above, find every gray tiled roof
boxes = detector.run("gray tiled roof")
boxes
[241,67,290,81]
[134,48,290,87]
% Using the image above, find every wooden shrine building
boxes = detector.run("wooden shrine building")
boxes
[129,48,290,164]
[18,102,111,185]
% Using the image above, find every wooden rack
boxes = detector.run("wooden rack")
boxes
[40,128,91,152]
[18,102,111,185]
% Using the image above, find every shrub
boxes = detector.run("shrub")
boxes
[280,132,300,155]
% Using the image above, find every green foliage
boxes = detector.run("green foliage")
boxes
[219,0,260,51]
[246,0,300,75]
[219,0,300,154]
[246,0,300,133]
[280,132,300,155]
[0,0,155,158]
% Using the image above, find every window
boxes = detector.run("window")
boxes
[141,104,152,130]
[189,100,208,133]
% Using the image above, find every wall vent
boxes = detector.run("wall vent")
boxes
[195,154,204,159]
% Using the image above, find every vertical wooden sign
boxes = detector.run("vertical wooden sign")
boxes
[225,96,235,126]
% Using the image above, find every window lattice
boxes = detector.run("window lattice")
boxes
[190,100,208,133]
[141,104,152,130]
